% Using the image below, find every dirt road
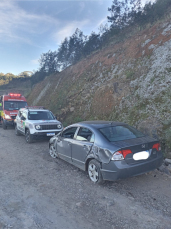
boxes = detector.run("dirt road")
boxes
[0,127,171,229]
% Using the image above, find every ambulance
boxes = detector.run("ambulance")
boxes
[0,93,28,129]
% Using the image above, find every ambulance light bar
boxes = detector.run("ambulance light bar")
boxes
[9,93,22,97]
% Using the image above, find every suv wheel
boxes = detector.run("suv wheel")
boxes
[25,129,33,143]
[15,125,21,136]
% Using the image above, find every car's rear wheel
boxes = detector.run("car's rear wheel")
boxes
[15,125,21,136]
[25,129,33,143]
[88,159,103,184]
[2,120,7,130]
[49,144,58,158]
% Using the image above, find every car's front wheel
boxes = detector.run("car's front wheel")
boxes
[49,144,58,158]
[88,159,103,184]
[2,120,7,130]
[25,129,33,143]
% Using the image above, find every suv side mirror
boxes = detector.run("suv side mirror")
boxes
[21,116,26,121]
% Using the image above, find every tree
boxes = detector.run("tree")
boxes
[57,38,70,70]
[39,50,58,73]
[83,32,101,56]
[57,29,86,70]
[18,71,33,78]
[68,28,85,64]
[107,0,142,28]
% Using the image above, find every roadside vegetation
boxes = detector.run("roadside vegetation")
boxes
[1,0,170,86]
[0,71,32,86]
[29,0,171,83]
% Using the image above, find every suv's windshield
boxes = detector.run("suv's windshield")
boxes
[99,125,145,142]
[4,101,27,110]
[28,111,55,120]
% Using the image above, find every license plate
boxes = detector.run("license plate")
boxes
[47,133,55,136]
[133,151,149,161]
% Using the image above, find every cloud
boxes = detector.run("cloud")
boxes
[0,1,59,44]
[96,17,108,28]
[53,19,90,44]
[141,0,156,5]
[78,2,85,14]
[31,58,39,65]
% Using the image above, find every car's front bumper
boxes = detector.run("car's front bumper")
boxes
[101,151,163,181]
[32,131,61,139]
[4,119,14,126]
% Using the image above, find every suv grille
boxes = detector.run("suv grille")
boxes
[41,125,58,130]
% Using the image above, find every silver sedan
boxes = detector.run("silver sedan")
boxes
[49,121,163,184]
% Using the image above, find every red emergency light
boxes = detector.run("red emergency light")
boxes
[9,93,22,97]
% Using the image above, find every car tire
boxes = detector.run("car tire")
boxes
[25,129,33,143]
[88,159,103,184]
[49,144,58,158]
[15,125,21,136]
[2,120,7,130]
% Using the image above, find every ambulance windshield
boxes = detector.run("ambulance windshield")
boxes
[4,101,28,110]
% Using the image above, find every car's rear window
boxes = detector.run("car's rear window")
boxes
[99,125,145,142]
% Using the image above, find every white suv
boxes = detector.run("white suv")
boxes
[15,107,63,143]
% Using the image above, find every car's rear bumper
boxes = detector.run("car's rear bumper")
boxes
[101,152,163,181]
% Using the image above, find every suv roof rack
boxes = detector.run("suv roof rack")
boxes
[25,106,46,110]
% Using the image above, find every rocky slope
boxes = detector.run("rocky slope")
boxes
[27,15,171,158]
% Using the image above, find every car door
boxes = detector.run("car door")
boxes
[16,110,23,132]
[20,111,27,134]
[71,127,94,170]
[57,126,78,163]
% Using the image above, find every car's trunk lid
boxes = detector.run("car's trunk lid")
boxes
[111,136,159,165]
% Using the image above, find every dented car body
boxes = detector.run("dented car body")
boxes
[49,121,163,183]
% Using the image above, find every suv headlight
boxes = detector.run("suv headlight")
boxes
[5,114,11,119]
[57,124,62,129]
[35,125,42,130]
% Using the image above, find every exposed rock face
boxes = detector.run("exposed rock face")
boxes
[27,16,171,158]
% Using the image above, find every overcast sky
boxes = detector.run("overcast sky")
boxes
[0,0,153,75]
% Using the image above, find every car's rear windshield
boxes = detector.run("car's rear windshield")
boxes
[28,111,55,120]
[99,125,145,142]
[4,101,27,110]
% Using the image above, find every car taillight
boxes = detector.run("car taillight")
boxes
[152,143,161,151]
[112,149,132,161]
[122,149,132,158]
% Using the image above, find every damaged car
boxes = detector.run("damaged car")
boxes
[49,121,163,183]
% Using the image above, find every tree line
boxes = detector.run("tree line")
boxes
[0,71,32,86]
[1,0,170,86]
[34,0,170,81]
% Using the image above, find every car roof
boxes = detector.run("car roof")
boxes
[28,109,48,112]
[77,120,126,129]
[20,108,49,112]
